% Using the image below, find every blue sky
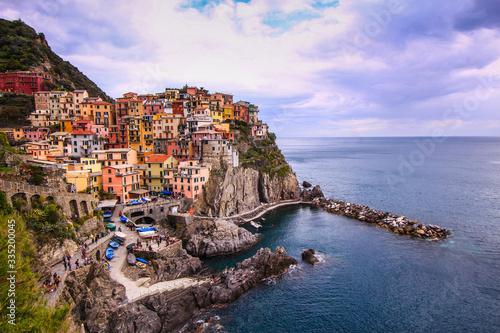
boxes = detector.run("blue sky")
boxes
[1,0,500,137]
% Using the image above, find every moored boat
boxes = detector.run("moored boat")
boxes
[136,257,150,265]
[105,248,114,260]
[106,224,116,231]
[138,230,158,238]
[108,241,119,249]
[250,221,262,228]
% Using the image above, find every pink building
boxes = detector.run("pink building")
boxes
[102,164,141,204]
[251,122,268,139]
[22,126,50,141]
[172,160,211,199]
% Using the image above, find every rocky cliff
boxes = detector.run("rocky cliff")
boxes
[197,165,300,217]
[185,219,258,257]
[64,247,297,333]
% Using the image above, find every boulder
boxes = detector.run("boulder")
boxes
[302,181,312,188]
[301,185,325,202]
[301,249,319,265]
[186,219,258,257]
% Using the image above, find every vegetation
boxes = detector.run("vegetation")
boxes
[0,19,112,101]
[0,94,33,127]
[233,121,290,178]
[0,199,70,332]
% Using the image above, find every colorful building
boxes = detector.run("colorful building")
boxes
[102,164,141,204]
[172,160,211,199]
[0,71,53,94]
[144,154,179,192]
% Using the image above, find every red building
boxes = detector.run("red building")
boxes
[0,71,53,94]
[105,120,129,149]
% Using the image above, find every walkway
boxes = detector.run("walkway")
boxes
[217,199,303,223]
[45,203,206,306]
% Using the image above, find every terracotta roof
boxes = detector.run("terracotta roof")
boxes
[71,130,95,135]
[146,154,169,163]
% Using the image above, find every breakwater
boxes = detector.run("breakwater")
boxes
[310,196,451,240]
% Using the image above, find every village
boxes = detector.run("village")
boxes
[0,70,269,204]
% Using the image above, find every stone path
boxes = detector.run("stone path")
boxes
[45,203,205,306]
[218,199,302,223]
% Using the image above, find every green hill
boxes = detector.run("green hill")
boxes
[0,18,111,101]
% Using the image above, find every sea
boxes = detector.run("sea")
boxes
[200,137,500,332]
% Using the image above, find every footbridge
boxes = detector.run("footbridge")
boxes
[123,199,184,224]
[0,180,99,218]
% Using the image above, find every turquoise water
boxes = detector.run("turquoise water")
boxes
[203,137,500,332]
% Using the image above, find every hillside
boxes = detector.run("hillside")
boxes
[0,19,111,101]
[0,93,33,127]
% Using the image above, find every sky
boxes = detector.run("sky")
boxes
[1,0,500,137]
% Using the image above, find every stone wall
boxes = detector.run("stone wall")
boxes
[0,180,99,218]
[132,240,183,261]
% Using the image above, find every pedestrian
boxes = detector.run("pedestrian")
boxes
[68,254,71,262]
[68,261,72,271]
[75,259,80,269]
[119,226,122,232]
[63,260,67,271]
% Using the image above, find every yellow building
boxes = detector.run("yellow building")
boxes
[128,100,145,117]
[93,148,138,167]
[222,105,233,121]
[66,163,90,193]
[152,113,184,140]
[145,154,178,192]
[211,109,223,124]
[80,157,101,173]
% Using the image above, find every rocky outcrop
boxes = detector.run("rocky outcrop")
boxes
[302,249,319,265]
[300,184,325,202]
[64,247,296,333]
[62,263,127,333]
[312,197,451,240]
[185,219,258,257]
[109,247,297,333]
[37,238,79,268]
[302,181,312,188]
[199,165,300,217]
[123,253,202,284]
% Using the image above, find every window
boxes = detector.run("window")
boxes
[108,168,111,173]
[108,178,112,182]
[109,187,113,193]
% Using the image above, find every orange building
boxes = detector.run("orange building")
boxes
[102,164,141,204]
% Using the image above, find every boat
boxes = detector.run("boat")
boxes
[120,216,128,222]
[126,243,136,251]
[136,258,150,265]
[105,248,114,260]
[250,221,262,229]
[103,212,113,218]
[138,230,158,238]
[108,241,119,249]
[136,262,146,269]
[106,224,116,231]
[104,218,113,222]
[136,227,156,233]
[115,231,127,239]
[112,236,125,244]
[127,253,136,265]
[261,217,266,221]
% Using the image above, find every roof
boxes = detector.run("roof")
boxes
[93,148,132,153]
[97,199,117,208]
[146,154,170,163]
[129,189,149,194]
[105,164,134,169]
[71,130,95,135]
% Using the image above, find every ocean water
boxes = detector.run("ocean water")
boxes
[202,137,500,332]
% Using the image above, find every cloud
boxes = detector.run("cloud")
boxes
[1,0,500,137]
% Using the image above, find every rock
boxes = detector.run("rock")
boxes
[186,219,258,257]
[198,165,300,217]
[38,238,79,268]
[302,181,312,188]
[301,249,319,265]
[300,184,325,202]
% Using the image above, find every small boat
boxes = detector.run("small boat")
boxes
[138,230,158,238]
[103,212,113,218]
[115,231,127,239]
[106,224,116,231]
[126,243,136,251]
[108,241,119,249]
[105,248,114,260]
[136,262,147,269]
[127,253,136,265]
[261,218,266,221]
[120,216,128,222]
[112,236,125,244]
[104,218,113,222]
[136,227,156,232]
[250,221,262,229]
[136,258,150,265]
